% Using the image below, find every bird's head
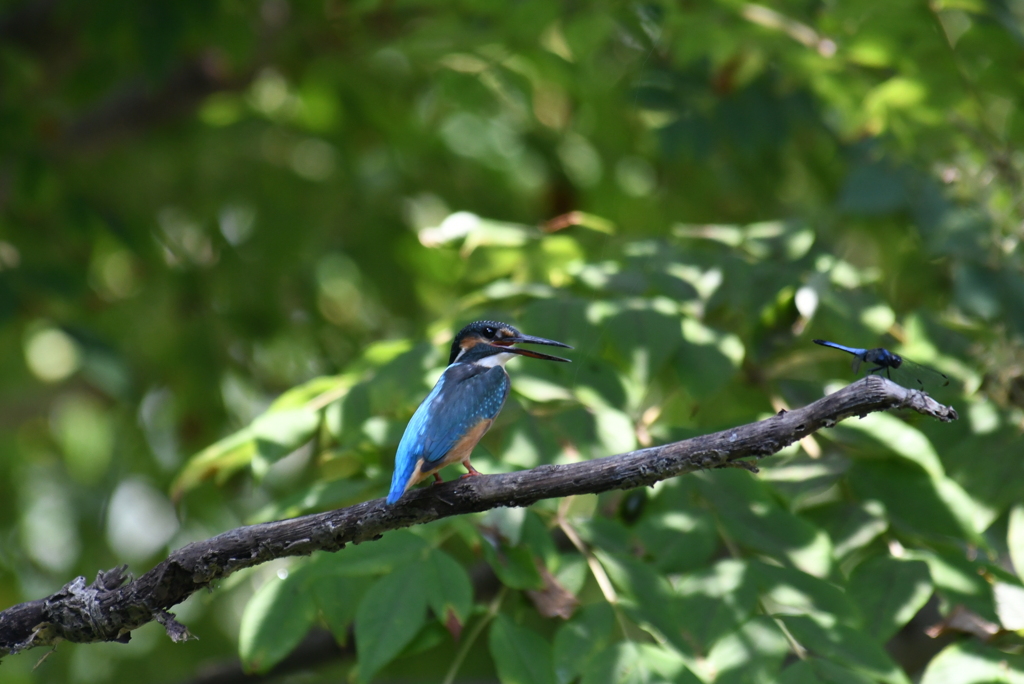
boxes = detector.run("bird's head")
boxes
[449,320,572,366]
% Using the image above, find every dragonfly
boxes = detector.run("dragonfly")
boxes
[813,339,949,391]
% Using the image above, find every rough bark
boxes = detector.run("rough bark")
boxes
[0,376,958,658]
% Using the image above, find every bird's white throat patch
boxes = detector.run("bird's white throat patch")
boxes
[477,351,515,367]
[452,347,515,366]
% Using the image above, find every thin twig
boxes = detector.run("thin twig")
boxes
[558,512,619,605]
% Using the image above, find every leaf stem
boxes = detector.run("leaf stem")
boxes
[715,515,807,660]
[557,507,635,642]
[441,587,506,684]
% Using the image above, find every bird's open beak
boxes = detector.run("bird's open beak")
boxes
[493,334,572,363]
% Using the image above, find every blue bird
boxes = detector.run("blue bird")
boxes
[387,320,572,504]
[813,339,949,390]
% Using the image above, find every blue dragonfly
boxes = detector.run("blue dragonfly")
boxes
[813,339,949,391]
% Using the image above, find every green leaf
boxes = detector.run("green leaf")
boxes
[755,561,859,627]
[1009,504,1024,582]
[636,509,717,574]
[674,559,759,650]
[520,510,559,568]
[578,517,633,556]
[848,557,932,642]
[994,581,1024,631]
[904,549,997,622]
[565,356,628,411]
[778,659,876,684]
[173,404,322,497]
[596,551,691,656]
[247,478,371,523]
[422,548,473,625]
[699,470,834,577]
[553,211,615,234]
[482,538,544,590]
[481,507,528,545]
[705,615,791,684]
[312,529,429,576]
[779,616,910,684]
[250,407,321,473]
[601,305,683,397]
[840,412,944,476]
[238,569,318,674]
[920,640,1024,684]
[554,554,589,596]
[581,642,702,684]
[754,454,845,512]
[553,602,616,684]
[309,573,372,645]
[459,216,534,253]
[847,460,977,542]
[171,428,257,499]
[570,384,637,456]
[592,405,639,455]
[931,474,996,541]
[369,342,439,414]
[675,320,742,399]
[328,381,372,443]
[941,430,1024,515]
[488,614,556,684]
[354,563,428,683]
[513,374,575,402]
[804,501,888,559]
[465,280,560,306]
[266,373,355,411]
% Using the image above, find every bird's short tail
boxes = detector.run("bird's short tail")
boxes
[386,459,415,504]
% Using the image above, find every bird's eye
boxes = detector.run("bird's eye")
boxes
[483,326,496,337]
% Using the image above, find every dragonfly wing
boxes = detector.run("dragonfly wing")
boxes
[892,359,950,390]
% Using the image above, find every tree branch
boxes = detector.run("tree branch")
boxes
[0,376,957,658]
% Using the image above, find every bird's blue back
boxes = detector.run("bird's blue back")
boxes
[387,362,510,503]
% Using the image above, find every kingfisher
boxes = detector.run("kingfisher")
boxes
[386,320,572,504]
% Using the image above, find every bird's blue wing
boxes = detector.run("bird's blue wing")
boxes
[387,364,510,503]
[417,364,510,467]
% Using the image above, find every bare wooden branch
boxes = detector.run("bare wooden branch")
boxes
[0,376,957,658]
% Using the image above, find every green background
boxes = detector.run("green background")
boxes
[2,0,1024,682]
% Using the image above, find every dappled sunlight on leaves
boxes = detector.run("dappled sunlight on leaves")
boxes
[3,0,1024,681]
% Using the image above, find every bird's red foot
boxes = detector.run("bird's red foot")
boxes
[460,463,483,478]
[431,473,444,485]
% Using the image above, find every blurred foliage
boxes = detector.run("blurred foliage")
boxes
[2,0,1024,682]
